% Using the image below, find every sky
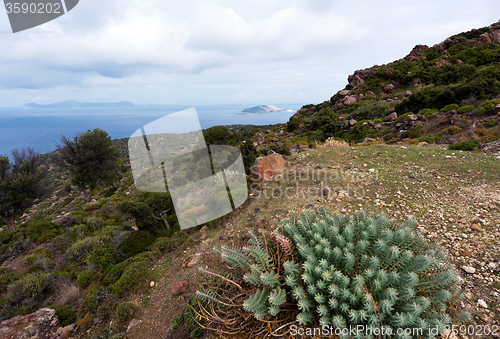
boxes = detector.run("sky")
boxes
[0,0,499,106]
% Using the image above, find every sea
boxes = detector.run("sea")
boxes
[0,104,304,156]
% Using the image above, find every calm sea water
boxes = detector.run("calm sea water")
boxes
[0,104,303,156]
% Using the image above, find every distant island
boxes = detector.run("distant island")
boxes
[239,105,294,115]
[20,100,135,109]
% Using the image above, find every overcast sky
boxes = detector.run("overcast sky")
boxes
[0,0,499,106]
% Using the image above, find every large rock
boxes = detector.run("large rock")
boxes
[384,112,397,121]
[474,32,491,47]
[171,280,189,295]
[490,29,500,43]
[251,153,286,182]
[342,96,357,106]
[0,308,61,339]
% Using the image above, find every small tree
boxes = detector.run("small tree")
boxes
[0,148,45,231]
[53,128,119,202]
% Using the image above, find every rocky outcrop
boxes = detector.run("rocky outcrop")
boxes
[342,119,357,130]
[251,153,286,182]
[0,308,61,339]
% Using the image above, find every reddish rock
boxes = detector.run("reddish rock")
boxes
[251,153,286,182]
[171,280,189,295]
[455,59,464,65]
[342,96,357,106]
[0,308,61,339]
[322,187,331,198]
[490,30,500,43]
[433,59,450,68]
[409,44,429,57]
[471,224,482,231]
[474,33,491,47]
[407,55,419,62]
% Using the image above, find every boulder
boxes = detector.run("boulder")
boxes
[407,114,418,121]
[361,138,376,144]
[251,153,286,182]
[252,133,264,147]
[342,96,357,106]
[383,84,395,93]
[384,112,398,121]
[342,119,357,130]
[474,32,491,47]
[409,78,420,87]
[490,29,500,43]
[0,308,61,339]
[171,280,189,295]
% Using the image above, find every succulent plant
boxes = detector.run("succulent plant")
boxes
[198,207,469,339]
[279,207,469,338]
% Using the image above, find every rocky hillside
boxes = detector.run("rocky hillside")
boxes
[285,22,500,150]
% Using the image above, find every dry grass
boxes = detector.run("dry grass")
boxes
[315,137,349,148]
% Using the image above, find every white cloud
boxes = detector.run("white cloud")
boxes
[0,0,499,105]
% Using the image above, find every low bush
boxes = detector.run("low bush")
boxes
[77,270,96,288]
[474,128,488,137]
[449,140,481,151]
[439,103,460,112]
[118,231,156,258]
[475,99,500,116]
[113,260,148,296]
[487,119,497,127]
[0,267,21,292]
[25,219,64,244]
[446,126,462,135]
[48,304,77,326]
[115,301,137,322]
[7,271,50,303]
[457,105,474,114]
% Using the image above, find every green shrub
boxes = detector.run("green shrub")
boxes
[404,125,424,139]
[118,231,156,258]
[7,271,50,303]
[439,103,460,112]
[0,267,21,292]
[449,140,481,151]
[148,235,183,253]
[200,208,469,336]
[25,219,64,243]
[113,260,148,296]
[67,235,111,260]
[457,105,474,114]
[418,134,443,143]
[87,243,119,273]
[77,270,95,288]
[48,304,77,326]
[475,99,500,116]
[115,301,137,322]
[488,119,497,127]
